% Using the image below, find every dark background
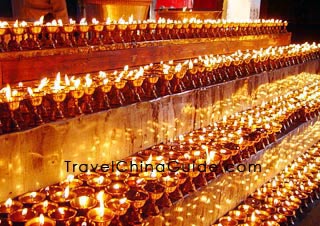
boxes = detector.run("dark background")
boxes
[260,0,320,43]
[0,0,320,43]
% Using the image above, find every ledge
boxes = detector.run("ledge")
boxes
[0,33,291,85]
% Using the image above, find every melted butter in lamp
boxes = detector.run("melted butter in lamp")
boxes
[25,214,56,226]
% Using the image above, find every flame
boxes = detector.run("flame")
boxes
[53,72,63,91]
[103,78,109,85]
[97,191,104,217]
[58,207,65,215]
[5,198,12,208]
[81,222,87,226]
[276,190,282,197]
[257,189,262,196]
[44,186,50,193]
[84,74,92,87]
[105,17,111,25]
[150,171,157,178]
[43,200,48,208]
[80,18,87,25]
[57,19,63,26]
[163,175,171,182]
[99,71,107,79]
[20,21,28,27]
[22,208,28,215]
[222,115,227,124]
[113,183,120,190]
[131,158,137,166]
[136,178,144,184]
[119,198,127,205]
[188,60,193,69]
[38,77,49,90]
[66,174,74,182]
[251,212,256,222]
[118,17,125,24]
[13,20,19,27]
[79,196,88,207]
[46,19,57,26]
[0,21,8,28]
[289,181,294,187]
[92,18,99,25]
[243,205,249,211]
[154,155,164,163]
[69,19,76,25]
[97,191,104,203]
[134,67,144,79]
[73,78,81,89]
[128,15,134,24]
[34,16,44,26]
[39,214,45,225]
[64,75,70,86]
[205,149,211,164]
[98,205,104,217]
[193,150,201,156]
[27,87,33,96]
[239,137,243,144]
[5,84,12,101]
[184,153,191,160]
[63,186,70,198]
[30,192,37,198]
[98,176,104,184]
[146,154,152,165]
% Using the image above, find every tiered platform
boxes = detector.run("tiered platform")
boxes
[0,33,291,85]
[2,31,320,226]
[0,59,319,202]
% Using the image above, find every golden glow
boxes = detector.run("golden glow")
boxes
[39,214,45,225]
[98,176,104,184]
[63,186,70,198]
[5,198,12,208]
[22,208,28,215]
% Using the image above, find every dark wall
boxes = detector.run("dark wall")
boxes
[193,0,224,11]
[261,0,320,43]
[0,0,78,20]
[0,0,12,19]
